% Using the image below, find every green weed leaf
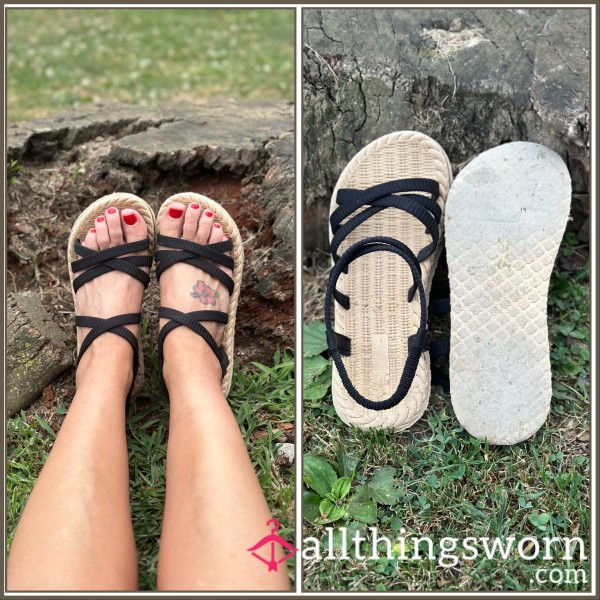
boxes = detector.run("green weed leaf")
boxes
[369,466,402,505]
[319,498,346,523]
[304,454,338,497]
[348,485,377,523]
[338,445,360,478]
[304,321,329,357]
[303,491,322,523]
[331,476,352,500]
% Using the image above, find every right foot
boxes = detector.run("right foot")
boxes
[74,206,149,388]
[157,202,232,381]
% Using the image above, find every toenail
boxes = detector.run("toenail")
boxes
[205,211,213,218]
[123,213,137,225]
[107,207,117,214]
[214,223,221,229]
[97,216,105,222]
[191,203,200,209]
[169,207,184,218]
[90,228,96,233]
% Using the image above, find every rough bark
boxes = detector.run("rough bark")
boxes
[7,101,294,399]
[303,8,590,252]
[7,293,73,416]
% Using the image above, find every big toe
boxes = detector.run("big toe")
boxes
[121,209,148,243]
[160,203,186,239]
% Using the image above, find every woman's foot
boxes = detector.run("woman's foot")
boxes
[157,202,232,387]
[75,207,149,388]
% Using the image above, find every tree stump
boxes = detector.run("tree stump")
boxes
[7,293,72,416]
[303,8,590,253]
[7,100,294,408]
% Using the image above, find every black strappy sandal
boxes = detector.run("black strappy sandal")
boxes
[154,193,244,397]
[324,131,453,430]
[67,194,156,399]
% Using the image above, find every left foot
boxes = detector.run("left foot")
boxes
[157,202,232,385]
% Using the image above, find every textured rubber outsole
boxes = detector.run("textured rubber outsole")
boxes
[68,193,157,400]
[445,142,571,445]
[157,192,244,397]
[328,131,452,430]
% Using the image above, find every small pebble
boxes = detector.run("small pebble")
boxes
[276,442,295,467]
[449,18,463,32]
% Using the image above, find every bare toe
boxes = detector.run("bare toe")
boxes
[121,209,147,243]
[196,209,215,244]
[82,227,99,251]
[161,203,185,239]
[95,215,110,249]
[208,222,223,244]
[105,207,123,245]
[183,202,201,240]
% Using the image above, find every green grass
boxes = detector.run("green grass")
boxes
[6,332,295,590]
[303,235,590,591]
[6,8,294,122]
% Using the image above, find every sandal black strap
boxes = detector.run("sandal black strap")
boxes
[430,339,450,393]
[71,237,151,399]
[325,236,429,411]
[72,239,152,293]
[157,307,229,377]
[154,233,233,386]
[155,234,234,294]
[75,313,141,398]
[330,178,442,264]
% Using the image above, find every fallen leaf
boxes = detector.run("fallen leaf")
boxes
[577,431,590,442]
[42,385,55,408]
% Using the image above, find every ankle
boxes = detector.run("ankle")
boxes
[76,336,134,393]
[162,330,223,393]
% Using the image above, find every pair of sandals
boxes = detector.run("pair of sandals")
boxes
[68,192,243,399]
[325,131,571,444]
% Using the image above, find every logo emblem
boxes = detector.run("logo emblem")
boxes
[247,519,298,572]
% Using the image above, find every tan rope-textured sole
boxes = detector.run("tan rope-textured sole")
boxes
[329,131,452,430]
[68,193,157,400]
[157,193,244,397]
[446,142,571,444]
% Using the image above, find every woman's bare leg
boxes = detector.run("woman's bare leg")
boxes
[7,208,150,591]
[156,203,290,591]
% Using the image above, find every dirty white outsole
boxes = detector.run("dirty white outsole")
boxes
[446,142,571,445]
[68,193,156,400]
[329,131,453,431]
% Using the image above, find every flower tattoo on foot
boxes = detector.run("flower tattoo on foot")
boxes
[191,280,219,305]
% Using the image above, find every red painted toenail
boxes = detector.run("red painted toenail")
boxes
[97,216,105,222]
[90,228,96,233]
[123,213,137,225]
[205,211,213,218]
[107,207,117,214]
[169,207,184,218]
[214,223,221,229]
[191,203,200,209]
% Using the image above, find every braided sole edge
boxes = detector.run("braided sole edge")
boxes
[68,193,157,401]
[156,192,244,397]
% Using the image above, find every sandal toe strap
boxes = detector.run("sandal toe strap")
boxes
[155,234,235,294]
[72,239,152,292]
